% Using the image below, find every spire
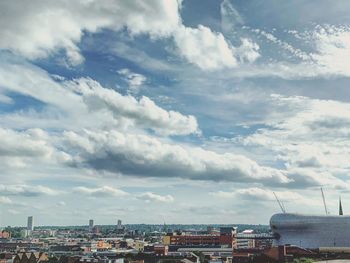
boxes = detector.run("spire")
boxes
[339,196,343,216]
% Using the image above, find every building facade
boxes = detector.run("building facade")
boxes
[270,213,350,249]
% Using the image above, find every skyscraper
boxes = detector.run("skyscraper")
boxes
[117,219,122,230]
[89,219,94,230]
[27,216,34,231]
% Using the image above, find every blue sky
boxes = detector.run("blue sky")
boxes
[1,0,350,226]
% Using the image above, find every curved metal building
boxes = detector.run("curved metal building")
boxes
[270,213,350,249]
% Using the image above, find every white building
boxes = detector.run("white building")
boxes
[236,230,255,249]
[270,213,350,249]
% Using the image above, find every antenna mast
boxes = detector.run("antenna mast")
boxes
[321,187,329,215]
[273,192,286,213]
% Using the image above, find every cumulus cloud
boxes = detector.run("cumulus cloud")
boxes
[70,78,199,136]
[174,26,259,70]
[138,192,174,203]
[0,128,71,170]
[0,184,59,197]
[0,0,258,70]
[0,0,180,66]
[0,60,199,136]
[73,186,129,197]
[64,129,291,185]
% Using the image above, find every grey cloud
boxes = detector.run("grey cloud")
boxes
[64,129,292,186]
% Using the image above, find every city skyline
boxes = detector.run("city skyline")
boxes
[1,0,350,226]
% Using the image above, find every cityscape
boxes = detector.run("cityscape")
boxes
[1,0,350,262]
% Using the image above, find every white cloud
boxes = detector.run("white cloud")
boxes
[70,78,199,136]
[0,196,12,204]
[0,60,199,136]
[0,128,71,171]
[117,68,147,94]
[138,192,174,203]
[0,0,257,70]
[237,94,350,189]
[0,184,59,197]
[73,186,129,197]
[174,25,259,70]
[310,25,350,76]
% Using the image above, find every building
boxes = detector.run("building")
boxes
[219,227,237,248]
[13,252,48,263]
[270,213,350,249]
[117,220,122,230]
[89,220,94,231]
[163,227,237,248]
[154,245,168,256]
[27,216,34,231]
[236,230,255,249]
[135,241,146,252]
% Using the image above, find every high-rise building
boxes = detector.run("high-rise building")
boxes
[89,219,94,230]
[117,219,122,230]
[27,216,34,231]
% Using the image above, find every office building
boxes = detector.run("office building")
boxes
[27,216,34,231]
[89,219,94,231]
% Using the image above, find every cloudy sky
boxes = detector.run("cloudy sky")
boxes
[1,0,350,226]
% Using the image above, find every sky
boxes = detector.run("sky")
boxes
[1,0,350,226]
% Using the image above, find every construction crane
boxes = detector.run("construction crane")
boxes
[273,192,286,213]
[321,187,329,215]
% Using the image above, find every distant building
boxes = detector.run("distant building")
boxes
[135,241,146,252]
[117,219,122,230]
[236,230,255,249]
[154,245,168,256]
[163,227,237,248]
[27,216,34,231]
[89,219,94,231]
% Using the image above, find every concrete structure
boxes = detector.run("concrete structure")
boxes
[236,230,255,249]
[27,216,34,231]
[89,219,94,231]
[270,213,350,249]
[117,220,122,230]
